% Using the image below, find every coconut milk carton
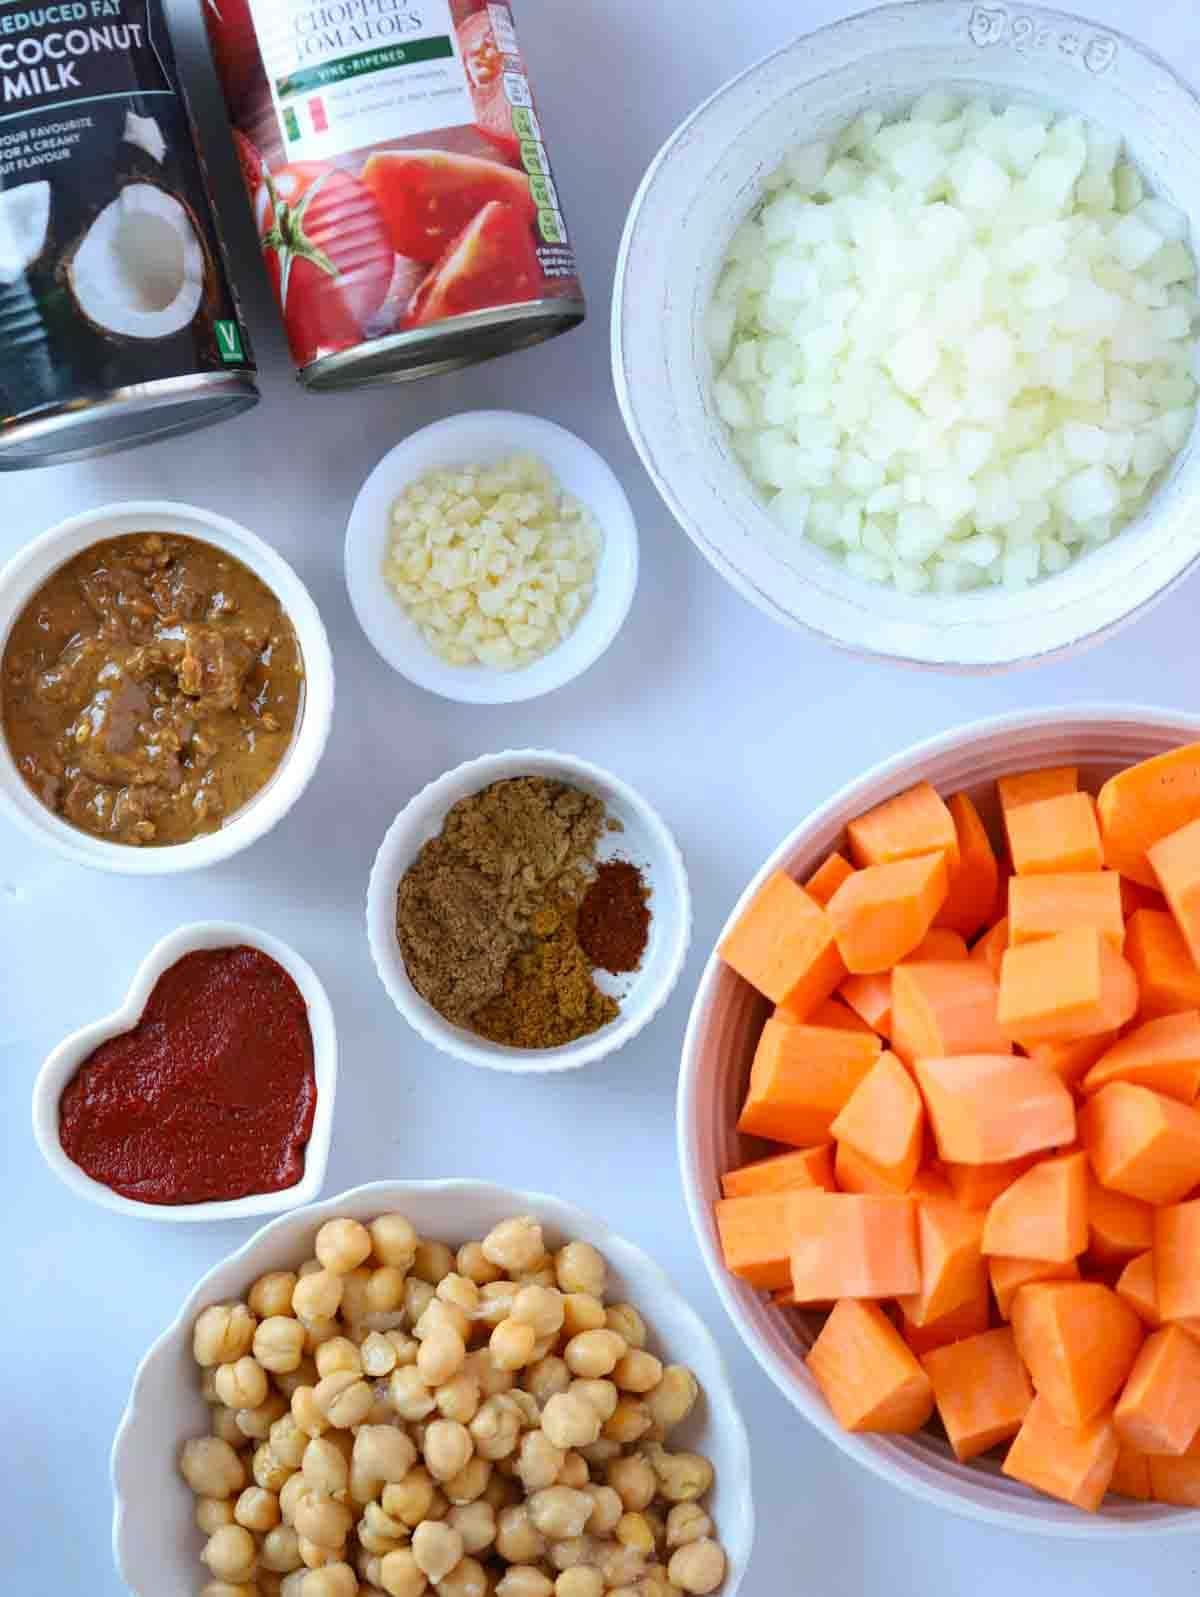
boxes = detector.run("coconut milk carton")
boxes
[0,0,257,467]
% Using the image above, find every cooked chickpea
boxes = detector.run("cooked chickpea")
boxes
[275,1356,320,1400]
[365,1267,408,1316]
[444,1454,491,1504]
[292,1386,328,1439]
[201,1524,257,1582]
[305,1320,342,1354]
[527,1486,592,1541]
[469,1395,522,1461]
[647,1447,713,1504]
[262,1525,304,1573]
[353,1425,417,1485]
[456,1243,501,1285]
[249,1272,299,1320]
[416,1298,471,1344]
[611,1350,661,1394]
[490,1318,537,1371]
[238,1392,290,1442]
[404,1278,436,1326]
[214,1356,269,1411]
[509,1284,564,1337]
[359,1501,407,1555]
[411,1520,463,1582]
[481,1218,544,1276]
[382,1467,436,1528]
[417,1327,466,1386]
[598,1543,645,1589]
[301,1562,357,1597]
[268,1416,309,1473]
[494,1504,545,1564]
[303,1437,350,1496]
[644,1366,697,1432]
[437,1554,487,1597]
[580,1484,622,1536]
[604,1305,647,1350]
[463,1348,514,1399]
[316,1218,373,1275]
[447,1500,495,1555]
[640,1567,674,1597]
[197,1496,236,1534]
[435,1272,479,1314]
[236,1485,282,1533]
[378,1546,427,1597]
[555,1570,604,1597]
[665,1503,712,1549]
[668,1539,726,1594]
[523,1356,570,1406]
[423,1418,473,1481]
[314,1372,373,1430]
[568,1379,618,1423]
[332,1266,369,1326]
[293,1271,344,1325]
[615,1511,655,1555]
[199,1583,257,1597]
[546,1537,598,1573]
[513,1431,564,1493]
[435,1371,480,1425]
[182,1437,247,1499]
[294,1492,354,1550]
[359,1332,397,1378]
[412,1240,455,1285]
[279,1472,313,1525]
[564,1330,626,1380]
[554,1243,606,1299]
[577,1438,621,1469]
[282,1573,311,1597]
[496,1568,554,1597]
[559,1296,606,1338]
[313,1338,360,1380]
[606,1456,655,1513]
[603,1400,651,1445]
[195,1304,258,1368]
[211,1407,245,1447]
[389,1365,436,1421]
[255,1317,306,1375]
[541,1393,601,1451]
[370,1214,418,1270]
[475,1282,517,1329]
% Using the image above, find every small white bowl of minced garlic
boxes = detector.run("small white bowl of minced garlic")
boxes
[344,410,639,704]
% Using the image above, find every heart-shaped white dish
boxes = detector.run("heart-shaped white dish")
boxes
[31,920,337,1222]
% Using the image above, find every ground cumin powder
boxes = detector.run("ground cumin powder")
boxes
[395,776,614,1043]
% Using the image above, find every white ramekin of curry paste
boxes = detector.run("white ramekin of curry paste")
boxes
[0,500,334,874]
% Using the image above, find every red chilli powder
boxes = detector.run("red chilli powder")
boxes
[58,946,316,1205]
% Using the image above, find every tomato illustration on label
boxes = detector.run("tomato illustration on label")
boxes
[361,149,535,264]
[254,164,394,364]
[457,9,521,162]
[405,200,540,327]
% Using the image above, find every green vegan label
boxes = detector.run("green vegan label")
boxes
[275,34,452,99]
[215,320,245,363]
[538,209,565,245]
[519,139,546,176]
[511,107,538,140]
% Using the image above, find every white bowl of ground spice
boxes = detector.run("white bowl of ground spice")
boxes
[366,749,692,1072]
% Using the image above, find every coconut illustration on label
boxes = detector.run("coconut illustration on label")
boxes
[123,110,167,165]
[66,183,210,343]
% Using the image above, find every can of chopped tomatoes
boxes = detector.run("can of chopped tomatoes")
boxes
[202,0,584,387]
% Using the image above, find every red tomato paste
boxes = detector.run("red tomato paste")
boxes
[58,947,316,1205]
[203,0,584,386]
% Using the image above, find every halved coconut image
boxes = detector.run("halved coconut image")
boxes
[122,110,167,165]
[68,182,209,340]
[0,180,51,283]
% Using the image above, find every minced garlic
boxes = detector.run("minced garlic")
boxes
[383,453,602,669]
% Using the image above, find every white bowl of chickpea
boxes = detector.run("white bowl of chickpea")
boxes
[111,1180,753,1597]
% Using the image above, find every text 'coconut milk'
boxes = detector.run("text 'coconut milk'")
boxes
[0,0,257,468]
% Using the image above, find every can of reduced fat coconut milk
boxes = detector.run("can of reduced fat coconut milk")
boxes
[202,0,584,387]
[0,0,257,469]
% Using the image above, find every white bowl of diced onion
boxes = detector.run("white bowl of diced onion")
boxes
[110,1180,754,1596]
[344,411,639,703]
[613,2,1200,669]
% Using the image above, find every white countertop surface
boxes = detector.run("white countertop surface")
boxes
[5,0,1200,1590]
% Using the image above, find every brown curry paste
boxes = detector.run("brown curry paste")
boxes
[1,533,303,846]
